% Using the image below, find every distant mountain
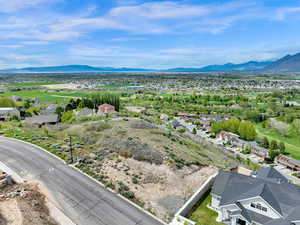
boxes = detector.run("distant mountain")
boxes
[263,52,300,72]
[199,61,273,72]
[1,65,152,72]
[165,61,272,72]
[3,54,300,73]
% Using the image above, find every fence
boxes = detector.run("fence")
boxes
[170,173,218,225]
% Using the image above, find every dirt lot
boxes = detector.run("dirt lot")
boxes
[43,83,78,89]
[101,158,217,221]
[0,183,59,225]
[5,118,236,222]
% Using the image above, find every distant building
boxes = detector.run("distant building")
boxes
[74,108,94,116]
[160,114,169,122]
[10,95,22,102]
[0,108,20,120]
[276,154,300,171]
[98,104,115,114]
[41,104,58,115]
[217,131,240,143]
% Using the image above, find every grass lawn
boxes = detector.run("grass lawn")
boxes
[1,90,88,103]
[7,81,63,87]
[255,124,300,160]
[188,192,223,225]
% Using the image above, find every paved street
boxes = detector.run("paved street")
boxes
[0,137,165,225]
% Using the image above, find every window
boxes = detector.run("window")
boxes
[256,203,262,210]
[250,203,267,212]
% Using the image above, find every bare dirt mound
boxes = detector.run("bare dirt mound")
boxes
[0,183,58,225]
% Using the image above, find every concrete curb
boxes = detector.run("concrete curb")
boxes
[71,165,168,225]
[0,161,24,183]
[0,136,67,165]
[1,136,167,225]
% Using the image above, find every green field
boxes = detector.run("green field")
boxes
[1,90,88,102]
[188,192,223,225]
[255,124,300,160]
[7,81,63,87]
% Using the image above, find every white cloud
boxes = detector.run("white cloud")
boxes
[0,0,58,13]
[109,1,210,19]
[275,7,300,20]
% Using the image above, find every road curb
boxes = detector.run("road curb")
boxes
[71,165,168,225]
[0,136,67,165]
[1,136,167,225]
[0,161,24,183]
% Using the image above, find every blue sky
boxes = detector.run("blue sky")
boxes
[0,0,300,69]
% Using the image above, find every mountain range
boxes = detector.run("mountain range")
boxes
[1,52,300,73]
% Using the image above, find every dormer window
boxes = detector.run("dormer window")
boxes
[250,203,268,212]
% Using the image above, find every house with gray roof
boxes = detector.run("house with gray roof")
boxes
[211,167,300,225]
[0,108,20,120]
[25,114,58,126]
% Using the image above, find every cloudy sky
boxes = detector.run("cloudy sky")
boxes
[0,0,300,69]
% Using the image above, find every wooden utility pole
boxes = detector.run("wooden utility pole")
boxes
[69,135,74,163]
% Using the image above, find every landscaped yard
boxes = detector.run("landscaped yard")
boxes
[255,124,300,160]
[188,192,223,225]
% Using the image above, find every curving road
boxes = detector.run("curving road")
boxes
[0,137,165,225]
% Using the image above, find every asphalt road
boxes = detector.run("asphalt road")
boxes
[0,137,165,225]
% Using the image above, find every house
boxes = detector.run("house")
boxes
[251,146,269,160]
[41,104,58,115]
[74,109,94,116]
[10,95,22,102]
[160,114,169,122]
[125,106,146,113]
[217,131,240,143]
[218,132,269,160]
[25,114,58,126]
[0,108,20,120]
[211,167,300,225]
[276,155,300,171]
[171,120,182,129]
[98,104,115,114]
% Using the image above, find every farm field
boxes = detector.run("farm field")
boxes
[255,124,300,160]
[7,81,63,87]
[0,90,89,102]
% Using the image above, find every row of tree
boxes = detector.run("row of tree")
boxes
[64,93,120,112]
[212,118,257,141]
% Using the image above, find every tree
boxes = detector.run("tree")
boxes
[55,106,64,118]
[227,118,240,133]
[192,127,197,134]
[269,140,278,150]
[262,136,269,149]
[269,149,280,161]
[279,141,286,154]
[61,111,74,123]
[238,121,257,141]
[0,97,16,107]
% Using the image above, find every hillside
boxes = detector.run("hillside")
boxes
[264,52,300,72]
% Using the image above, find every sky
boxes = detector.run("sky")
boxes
[0,0,300,69]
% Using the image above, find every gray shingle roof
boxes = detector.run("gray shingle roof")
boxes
[212,167,300,225]
[25,114,58,124]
